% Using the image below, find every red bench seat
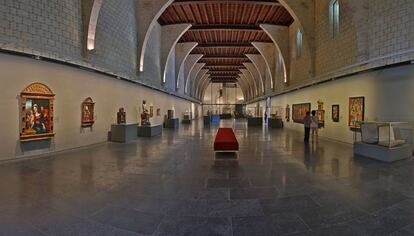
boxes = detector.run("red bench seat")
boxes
[214,128,239,151]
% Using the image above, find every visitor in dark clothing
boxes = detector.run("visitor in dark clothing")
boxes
[303,111,311,142]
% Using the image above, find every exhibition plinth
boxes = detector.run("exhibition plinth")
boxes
[211,115,220,124]
[220,114,232,119]
[182,119,191,124]
[269,118,283,128]
[247,117,263,126]
[354,142,412,162]
[164,118,179,129]
[111,123,138,143]
[137,125,162,137]
[204,116,211,126]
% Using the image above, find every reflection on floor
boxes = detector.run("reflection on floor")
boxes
[1,119,414,235]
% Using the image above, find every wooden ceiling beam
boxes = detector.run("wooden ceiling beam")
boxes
[204,64,245,67]
[172,1,282,7]
[208,70,242,73]
[201,54,247,59]
[189,24,263,32]
[211,80,238,83]
[197,43,253,48]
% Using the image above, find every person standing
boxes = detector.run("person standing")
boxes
[311,110,319,142]
[303,111,311,142]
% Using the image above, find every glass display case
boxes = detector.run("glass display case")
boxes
[270,106,283,119]
[182,111,192,120]
[361,122,412,148]
[246,107,256,118]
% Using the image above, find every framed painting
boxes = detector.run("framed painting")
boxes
[81,97,95,127]
[349,97,365,129]
[157,108,160,116]
[150,106,154,117]
[292,103,311,124]
[332,105,339,122]
[20,82,55,142]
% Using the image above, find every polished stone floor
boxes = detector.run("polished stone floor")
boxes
[1,120,414,235]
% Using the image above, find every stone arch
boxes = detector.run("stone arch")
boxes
[82,0,103,53]
[277,0,315,75]
[137,0,175,72]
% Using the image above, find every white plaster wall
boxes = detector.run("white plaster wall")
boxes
[266,63,414,144]
[0,53,199,160]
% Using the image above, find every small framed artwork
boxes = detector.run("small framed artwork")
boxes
[20,82,55,142]
[332,105,339,122]
[81,97,95,127]
[349,97,365,129]
[150,106,154,117]
[157,108,160,116]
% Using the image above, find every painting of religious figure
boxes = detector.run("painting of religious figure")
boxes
[20,82,55,142]
[81,97,95,127]
[292,103,311,124]
[349,97,365,129]
[332,105,339,122]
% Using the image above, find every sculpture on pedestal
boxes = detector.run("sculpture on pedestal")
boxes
[141,100,151,126]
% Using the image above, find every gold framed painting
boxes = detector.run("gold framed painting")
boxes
[349,97,365,129]
[81,97,95,127]
[332,105,339,122]
[20,82,55,142]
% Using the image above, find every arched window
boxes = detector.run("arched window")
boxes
[329,0,340,38]
[296,29,303,59]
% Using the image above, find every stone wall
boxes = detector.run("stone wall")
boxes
[88,0,137,78]
[0,0,82,61]
[314,0,359,76]
[288,21,312,87]
[367,0,414,66]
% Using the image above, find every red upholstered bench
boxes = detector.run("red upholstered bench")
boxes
[214,128,239,151]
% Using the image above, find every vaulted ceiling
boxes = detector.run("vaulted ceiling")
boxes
[159,0,294,84]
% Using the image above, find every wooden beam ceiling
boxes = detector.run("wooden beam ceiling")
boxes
[202,55,248,59]
[158,0,293,91]
[172,0,282,7]
[189,24,263,32]
[197,43,253,48]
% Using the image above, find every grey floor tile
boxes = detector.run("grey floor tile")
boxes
[206,178,251,188]
[260,195,320,215]
[91,206,162,235]
[230,187,279,200]
[154,216,231,236]
[199,199,264,217]
[232,213,310,236]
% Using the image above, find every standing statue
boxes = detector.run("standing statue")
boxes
[141,100,151,126]
[117,108,126,124]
